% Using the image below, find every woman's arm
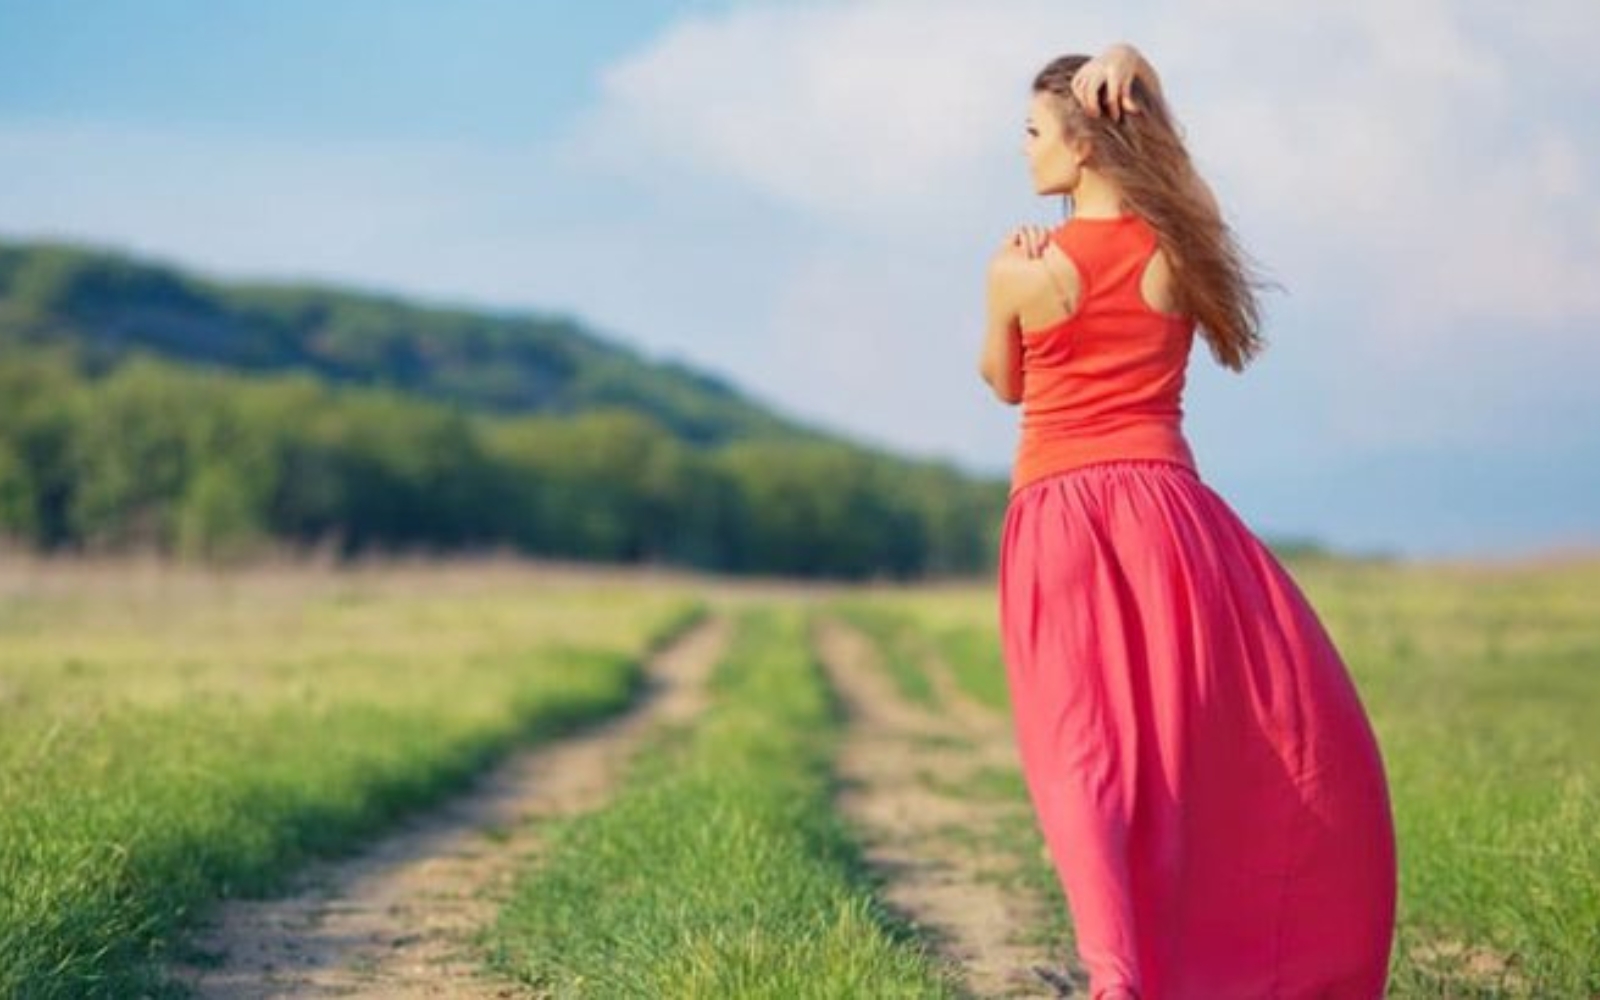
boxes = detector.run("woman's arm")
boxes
[1072,43,1162,120]
[979,246,1029,405]
[979,225,1084,402]
[972,232,1036,403]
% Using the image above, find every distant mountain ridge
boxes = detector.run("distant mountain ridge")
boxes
[0,238,814,446]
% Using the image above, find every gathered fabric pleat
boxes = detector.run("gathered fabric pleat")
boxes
[998,458,1396,1000]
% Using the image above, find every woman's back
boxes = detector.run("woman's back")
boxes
[1011,213,1198,495]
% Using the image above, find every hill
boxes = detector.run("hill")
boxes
[0,238,1006,577]
[0,239,812,446]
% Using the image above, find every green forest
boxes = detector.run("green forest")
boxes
[0,239,1007,578]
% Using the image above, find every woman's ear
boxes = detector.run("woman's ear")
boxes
[1069,134,1094,169]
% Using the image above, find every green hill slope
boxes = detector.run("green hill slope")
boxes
[0,239,807,445]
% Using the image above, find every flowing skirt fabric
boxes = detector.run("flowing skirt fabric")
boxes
[998,459,1397,999]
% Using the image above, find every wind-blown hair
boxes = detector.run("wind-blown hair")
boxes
[1034,54,1267,371]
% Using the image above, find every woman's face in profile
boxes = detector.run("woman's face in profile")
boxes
[1022,92,1084,196]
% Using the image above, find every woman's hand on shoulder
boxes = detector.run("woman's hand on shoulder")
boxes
[995,224,1050,262]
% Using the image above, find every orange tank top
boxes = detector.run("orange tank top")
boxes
[1010,213,1198,495]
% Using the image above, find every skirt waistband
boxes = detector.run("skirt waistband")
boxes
[1010,457,1201,498]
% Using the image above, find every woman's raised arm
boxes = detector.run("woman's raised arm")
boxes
[1071,43,1163,120]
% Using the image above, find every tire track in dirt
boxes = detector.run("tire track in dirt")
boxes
[815,617,1077,999]
[170,614,731,999]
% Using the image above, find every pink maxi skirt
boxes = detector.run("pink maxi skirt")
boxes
[998,459,1397,999]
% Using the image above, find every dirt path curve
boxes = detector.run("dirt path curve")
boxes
[171,614,731,999]
[814,618,1076,999]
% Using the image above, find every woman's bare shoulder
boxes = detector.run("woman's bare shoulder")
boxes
[990,243,1080,331]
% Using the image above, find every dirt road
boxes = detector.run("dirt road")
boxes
[170,615,730,999]
[815,618,1083,998]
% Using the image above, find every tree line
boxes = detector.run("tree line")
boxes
[0,352,1007,579]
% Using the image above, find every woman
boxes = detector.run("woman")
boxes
[979,45,1397,999]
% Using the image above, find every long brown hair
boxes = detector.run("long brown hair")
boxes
[1033,54,1267,372]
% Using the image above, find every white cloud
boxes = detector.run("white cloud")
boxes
[572,0,1600,340]
[569,0,1123,230]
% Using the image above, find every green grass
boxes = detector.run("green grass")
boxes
[0,560,702,999]
[1296,558,1600,998]
[918,763,1027,804]
[923,622,1010,711]
[6,555,1595,998]
[487,606,960,998]
[828,603,941,708]
[836,591,1011,712]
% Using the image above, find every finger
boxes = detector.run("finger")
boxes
[1104,70,1126,121]
[1087,77,1107,117]
[1072,68,1102,117]
[1119,74,1139,117]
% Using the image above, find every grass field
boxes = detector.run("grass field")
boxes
[0,552,1595,997]
[489,606,958,997]
[0,556,702,997]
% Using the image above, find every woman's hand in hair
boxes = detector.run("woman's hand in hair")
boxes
[1073,43,1162,121]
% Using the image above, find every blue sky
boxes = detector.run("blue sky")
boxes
[2,0,1597,560]
[0,1,701,140]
